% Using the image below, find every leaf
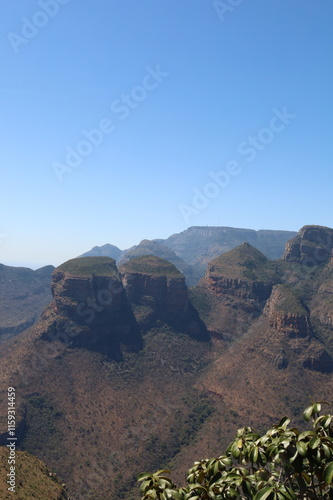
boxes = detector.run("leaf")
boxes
[322,415,332,428]
[303,405,314,421]
[250,446,259,463]
[322,443,332,459]
[313,402,322,413]
[296,441,308,456]
[138,472,152,481]
[279,487,297,500]
[254,486,274,500]
[278,417,290,429]
[298,430,316,440]
[231,443,241,459]
[155,469,171,476]
[324,462,333,485]
[309,437,321,449]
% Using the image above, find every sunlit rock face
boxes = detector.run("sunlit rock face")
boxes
[283,225,333,266]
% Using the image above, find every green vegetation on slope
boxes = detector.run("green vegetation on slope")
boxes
[20,394,65,463]
[0,446,67,500]
[273,284,308,316]
[209,243,278,282]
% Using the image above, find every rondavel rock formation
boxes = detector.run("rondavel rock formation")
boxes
[204,246,273,308]
[120,255,209,340]
[45,257,142,359]
[40,255,208,359]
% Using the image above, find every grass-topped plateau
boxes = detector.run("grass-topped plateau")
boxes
[121,255,183,278]
[57,257,119,278]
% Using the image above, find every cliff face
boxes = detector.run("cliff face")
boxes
[263,285,311,338]
[205,274,272,303]
[47,257,141,358]
[122,273,188,320]
[263,284,332,373]
[120,255,209,340]
[284,225,333,265]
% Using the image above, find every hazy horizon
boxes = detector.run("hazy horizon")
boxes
[1,222,304,269]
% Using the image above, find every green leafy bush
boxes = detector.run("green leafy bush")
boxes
[138,403,333,499]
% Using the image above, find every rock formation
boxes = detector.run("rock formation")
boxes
[46,257,141,359]
[263,284,311,338]
[120,255,209,340]
[283,225,333,266]
[203,243,275,304]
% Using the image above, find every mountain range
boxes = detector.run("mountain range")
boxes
[0,224,332,500]
[81,226,297,286]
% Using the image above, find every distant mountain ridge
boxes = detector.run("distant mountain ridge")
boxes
[0,263,54,343]
[79,243,122,260]
[80,226,297,285]
[156,226,297,265]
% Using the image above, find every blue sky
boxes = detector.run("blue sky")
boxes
[1,0,332,268]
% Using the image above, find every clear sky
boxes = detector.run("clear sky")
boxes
[1,0,332,268]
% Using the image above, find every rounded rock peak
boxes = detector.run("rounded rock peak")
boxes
[120,255,183,278]
[55,256,119,277]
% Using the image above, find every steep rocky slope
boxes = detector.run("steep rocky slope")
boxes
[0,264,54,343]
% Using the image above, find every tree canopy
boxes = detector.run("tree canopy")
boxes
[138,403,333,499]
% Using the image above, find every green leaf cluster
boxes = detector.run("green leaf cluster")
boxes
[138,403,333,499]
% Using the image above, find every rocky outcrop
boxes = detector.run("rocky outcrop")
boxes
[302,343,333,374]
[267,313,312,338]
[264,285,311,338]
[203,243,275,304]
[263,284,333,373]
[284,225,333,266]
[47,257,141,358]
[120,255,209,340]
